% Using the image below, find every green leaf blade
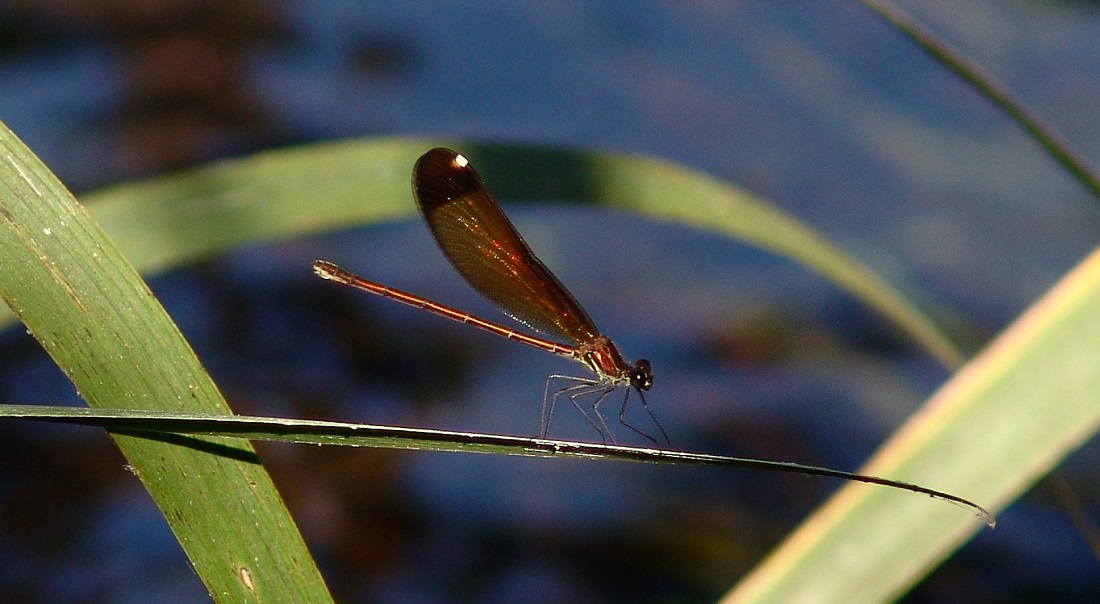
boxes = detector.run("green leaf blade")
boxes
[50,140,961,369]
[724,248,1100,603]
[0,123,331,602]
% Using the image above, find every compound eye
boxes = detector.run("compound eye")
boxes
[631,359,653,390]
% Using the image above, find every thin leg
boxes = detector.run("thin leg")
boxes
[541,374,598,438]
[540,374,557,437]
[563,383,611,443]
[618,387,671,446]
[542,376,666,445]
[585,386,618,445]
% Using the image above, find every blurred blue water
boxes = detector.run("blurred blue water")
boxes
[0,1,1098,601]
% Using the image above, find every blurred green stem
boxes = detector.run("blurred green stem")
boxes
[860,0,1100,201]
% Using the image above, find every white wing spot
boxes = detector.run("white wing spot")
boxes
[454,154,469,168]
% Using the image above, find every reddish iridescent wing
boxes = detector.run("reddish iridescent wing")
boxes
[413,148,601,345]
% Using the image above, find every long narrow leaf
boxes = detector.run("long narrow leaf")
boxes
[0,139,962,366]
[859,0,1100,201]
[0,404,994,526]
[724,248,1100,603]
[0,123,331,601]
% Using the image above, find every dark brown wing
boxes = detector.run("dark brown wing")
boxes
[412,147,601,345]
